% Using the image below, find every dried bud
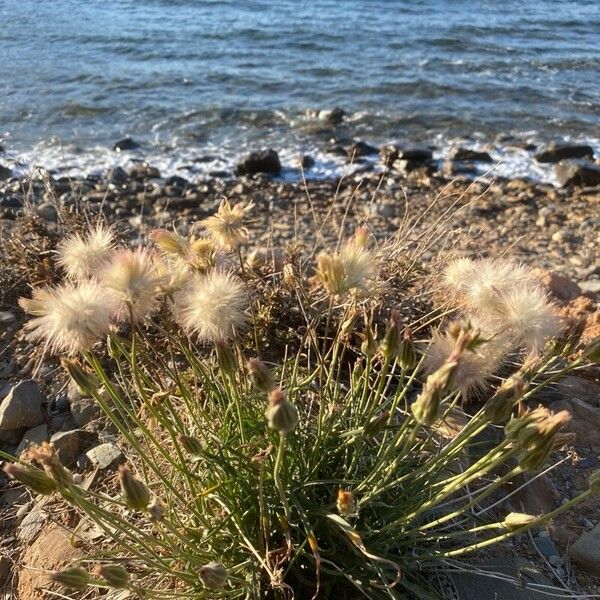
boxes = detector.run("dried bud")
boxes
[503,512,538,530]
[485,374,526,424]
[177,434,203,456]
[199,562,228,590]
[380,311,402,359]
[215,342,237,375]
[149,229,188,257]
[265,388,299,434]
[94,564,130,589]
[49,567,90,589]
[21,442,73,489]
[506,407,572,472]
[336,489,356,516]
[3,462,57,495]
[62,358,100,396]
[118,465,150,511]
[411,361,457,426]
[247,358,274,393]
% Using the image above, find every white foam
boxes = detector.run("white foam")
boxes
[2,134,599,187]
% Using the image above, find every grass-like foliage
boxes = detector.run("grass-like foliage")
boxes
[4,199,600,599]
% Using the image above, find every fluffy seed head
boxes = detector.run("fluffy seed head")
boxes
[424,325,509,398]
[56,224,116,280]
[443,258,561,354]
[317,232,379,296]
[101,248,162,322]
[19,281,115,355]
[493,286,561,354]
[202,199,254,250]
[173,270,247,343]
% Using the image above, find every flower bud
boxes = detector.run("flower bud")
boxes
[3,463,57,495]
[411,362,456,426]
[199,562,228,590]
[247,358,274,392]
[503,512,538,530]
[398,327,418,370]
[49,567,90,589]
[215,342,237,375]
[485,374,526,424]
[177,434,203,455]
[336,489,356,516]
[94,564,130,589]
[265,388,299,434]
[118,465,150,511]
[380,311,402,359]
[62,358,100,396]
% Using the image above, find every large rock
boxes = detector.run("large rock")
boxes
[50,429,98,465]
[0,163,11,180]
[346,141,378,160]
[555,159,600,187]
[113,137,139,152]
[130,162,160,180]
[236,149,281,176]
[535,143,594,163]
[570,523,600,575]
[449,147,493,163]
[318,106,346,125]
[0,380,44,433]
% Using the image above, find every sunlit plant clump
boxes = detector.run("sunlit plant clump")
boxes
[5,201,600,599]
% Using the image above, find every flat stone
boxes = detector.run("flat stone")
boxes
[15,423,48,455]
[50,429,97,465]
[86,442,124,469]
[0,379,44,432]
[17,500,49,544]
[570,523,600,575]
[532,533,558,558]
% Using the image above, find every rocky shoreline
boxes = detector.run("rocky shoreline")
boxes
[0,144,599,598]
